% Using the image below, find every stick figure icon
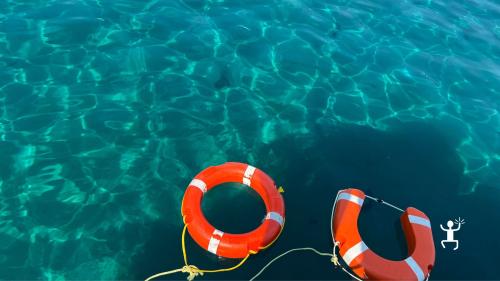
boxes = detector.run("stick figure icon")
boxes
[440,217,465,250]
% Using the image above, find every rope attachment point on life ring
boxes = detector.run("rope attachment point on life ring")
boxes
[144,224,251,281]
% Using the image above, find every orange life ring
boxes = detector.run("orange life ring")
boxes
[332,188,435,281]
[181,162,285,259]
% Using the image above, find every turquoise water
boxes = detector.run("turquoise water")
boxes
[1,0,499,280]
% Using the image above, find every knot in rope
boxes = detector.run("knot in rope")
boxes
[331,255,340,267]
[181,265,204,281]
[331,241,341,267]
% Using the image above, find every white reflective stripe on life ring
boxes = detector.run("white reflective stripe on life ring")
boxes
[207,229,224,254]
[242,165,256,186]
[408,215,431,228]
[190,179,207,193]
[265,212,284,226]
[243,177,251,186]
[213,229,224,237]
[244,165,256,178]
[405,256,425,281]
[342,241,369,266]
[337,192,364,206]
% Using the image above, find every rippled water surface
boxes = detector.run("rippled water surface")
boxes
[1,0,499,280]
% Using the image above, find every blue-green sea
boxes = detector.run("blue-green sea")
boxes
[1,0,499,280]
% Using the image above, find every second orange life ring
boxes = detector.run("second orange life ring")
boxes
[332,188,435,281]
[181,162,285,259]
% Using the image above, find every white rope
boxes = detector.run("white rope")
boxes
[249,247,334,281]
[365,195,405,213]
[250,190,363,281]
[249,246,364,281]
[330,190,341,245]
[250,189,426,281]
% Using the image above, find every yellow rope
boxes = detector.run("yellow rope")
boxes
[145,224,251,281]
[144,266,200,281]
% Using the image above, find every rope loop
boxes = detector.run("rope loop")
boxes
[181,265,203,281]
[331,241,341,267]
[145,224,251,281]
[331,256,339,267]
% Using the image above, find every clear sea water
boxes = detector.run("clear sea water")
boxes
[1,0,499,280]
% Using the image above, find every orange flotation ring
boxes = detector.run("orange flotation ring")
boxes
[332,188,435,281]
[181,162,285,259]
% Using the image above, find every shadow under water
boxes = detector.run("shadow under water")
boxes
[132,120,499,280]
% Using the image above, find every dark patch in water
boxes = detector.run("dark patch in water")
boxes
[248,121,477,279]
[131,121,499,280]
[329,23,340,38]
[214,72,231,89]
